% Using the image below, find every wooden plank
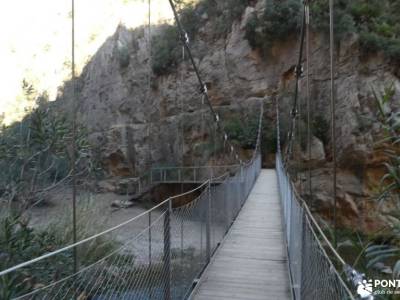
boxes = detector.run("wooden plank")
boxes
[190,169,291,300]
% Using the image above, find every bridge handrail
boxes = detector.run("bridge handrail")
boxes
[0,179,210,278]
[150,164,239,171]
[0,154,261,299]
[277,154,359,300]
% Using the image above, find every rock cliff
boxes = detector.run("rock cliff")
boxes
[55,0,400,231]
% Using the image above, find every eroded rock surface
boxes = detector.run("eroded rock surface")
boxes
[54,1,400,231]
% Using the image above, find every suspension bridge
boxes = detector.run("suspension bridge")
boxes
[0,0,371,299]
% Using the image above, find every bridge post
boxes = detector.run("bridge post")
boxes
[148,210,152,299]
[206,181,211,263]
[163,199,172,300]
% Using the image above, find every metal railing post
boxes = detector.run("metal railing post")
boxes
[163,199,171,300]
[148,210,152,299]
[206,181,211,263]
[298,210,306,300]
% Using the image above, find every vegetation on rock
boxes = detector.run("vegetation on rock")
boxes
[312,115,330,146]
[151,25,181,76]
[245,0,302,55]
[374,84,400,203]
[224,115,259,150]
[245,0,400,63]
[151,0,249,75]
[327,86,400,297]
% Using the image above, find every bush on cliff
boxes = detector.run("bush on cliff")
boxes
[245,0,400,64]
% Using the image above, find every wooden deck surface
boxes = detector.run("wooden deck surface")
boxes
[191,169,291,300]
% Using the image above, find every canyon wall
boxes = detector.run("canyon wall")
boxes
[55,0,400,231]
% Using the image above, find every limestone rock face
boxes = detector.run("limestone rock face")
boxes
[299,136,325,163]
[54,1,400,230]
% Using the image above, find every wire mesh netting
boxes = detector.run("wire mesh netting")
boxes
[0,154,261,300]
[276,154,356,300]
[150,165,237,184]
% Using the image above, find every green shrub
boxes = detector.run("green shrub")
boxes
[0,202,117,299]
[309,0,355,38]
[151,0,249,75]
[0,89,92,208]
[151,25,180,76]
[151,4,201,76]
[201,0,249,37]
[360,31,400,63]
[244,0,399,64]
[386,39,400,63]
[263,0,302,40]
[312,115,329,145]
[349,0,400,61]
[373,22,395,38]
[372,84,400,202]
[179,3,201,41]
[245,0,302,55]
[117,42,130,69]
[244,13,260,49]
[349,0,382,24]
[225,115,259,150]
[359,30,386,53]
[222,0,249,32]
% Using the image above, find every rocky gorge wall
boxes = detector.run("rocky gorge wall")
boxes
[54,0,400,232]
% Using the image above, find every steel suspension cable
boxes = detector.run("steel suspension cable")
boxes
[0,179,210,277]
[147,0,152,169]
[180,26,185,165]
[285,3,306,164]
[0,4,266,299]
[276,97,281,156]
[147,0,151,98]
[167,0,243,165]
[277,142,361,299]
[174,1,185,166]
[275,2,372,298]
[305,0,313,206]
[329,0,338,248]
[71,0,78,276]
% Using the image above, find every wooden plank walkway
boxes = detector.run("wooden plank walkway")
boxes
[191,169,291,300]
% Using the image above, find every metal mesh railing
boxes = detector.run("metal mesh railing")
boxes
[276,154,356,300]
[0,153,261,300]
[150,165,237,184]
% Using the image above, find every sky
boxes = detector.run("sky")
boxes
[0,0,174,125]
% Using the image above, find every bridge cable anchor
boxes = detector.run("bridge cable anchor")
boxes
[294,64,304,79]
[201,83,208,95]
[344,265,374,300]
[181,31,190,45]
